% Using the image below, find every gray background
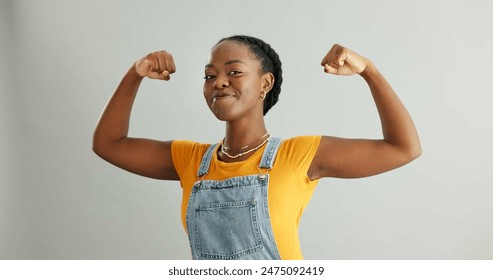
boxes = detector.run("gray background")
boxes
[1,0,492,259]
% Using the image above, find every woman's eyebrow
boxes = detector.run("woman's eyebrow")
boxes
[205,59,246,68]
[224,59,245,66]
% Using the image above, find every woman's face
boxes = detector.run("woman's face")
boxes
[203,40,268,122]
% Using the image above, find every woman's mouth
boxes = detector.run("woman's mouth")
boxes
[212,92,236,103]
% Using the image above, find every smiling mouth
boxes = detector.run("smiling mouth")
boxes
[212,93,236,103]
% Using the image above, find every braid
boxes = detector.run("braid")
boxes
[216,35,283,115]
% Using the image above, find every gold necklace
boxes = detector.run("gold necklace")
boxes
[221,135,271,159]
[222,132,269,151]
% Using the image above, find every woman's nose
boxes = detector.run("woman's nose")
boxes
[213,75,229,88]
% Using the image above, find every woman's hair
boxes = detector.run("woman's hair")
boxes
[216,35,283,116]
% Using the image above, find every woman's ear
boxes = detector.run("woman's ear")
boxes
[262,72,275,94]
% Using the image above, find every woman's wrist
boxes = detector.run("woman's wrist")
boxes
[359,60,376,79]
[129,63,145,80]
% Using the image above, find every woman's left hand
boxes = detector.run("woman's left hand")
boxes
[309,44,421,180]
[321,44,370,76]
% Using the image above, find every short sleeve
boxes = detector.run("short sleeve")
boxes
[171,140,210,180]
[278,136,322,183]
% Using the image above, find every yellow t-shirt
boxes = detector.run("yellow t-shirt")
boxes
[171,136,321,260]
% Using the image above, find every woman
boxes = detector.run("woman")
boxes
[93,35,421,260]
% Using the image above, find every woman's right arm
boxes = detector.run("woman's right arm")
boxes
[92,51,179,180]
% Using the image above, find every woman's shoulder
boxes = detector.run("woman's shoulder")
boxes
[172,139,213,156]
[273,135,322,174]
[171,140,215,176]
[280,135,322,149]
[276,135,322,161]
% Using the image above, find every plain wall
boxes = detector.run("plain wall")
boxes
[1,0,493,259]
[1,0,21,257]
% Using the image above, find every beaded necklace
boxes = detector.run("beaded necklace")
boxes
[221,133,270,159]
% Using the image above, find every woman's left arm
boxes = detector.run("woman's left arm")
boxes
[308,44,421,180]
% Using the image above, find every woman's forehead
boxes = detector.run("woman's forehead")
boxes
[206,41,257,66]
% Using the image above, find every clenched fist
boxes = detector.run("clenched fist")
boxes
[135,50,176,80]
[321,44,370,76]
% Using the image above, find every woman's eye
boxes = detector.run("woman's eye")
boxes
[229,70,241,75]
[204,74,215,80]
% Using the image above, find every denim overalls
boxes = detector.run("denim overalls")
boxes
[185,137,282,260]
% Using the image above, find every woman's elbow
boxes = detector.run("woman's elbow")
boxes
[92,139,104,158]
[404,142,422,163]
[92,132,108,159]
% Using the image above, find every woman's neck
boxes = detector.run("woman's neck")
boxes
[224,119,268,149]
[218,118,269,162]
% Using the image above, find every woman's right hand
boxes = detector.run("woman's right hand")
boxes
[135,51,176,80]
[93,49,179,180]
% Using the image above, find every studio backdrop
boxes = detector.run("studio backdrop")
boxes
[1,0,492,259]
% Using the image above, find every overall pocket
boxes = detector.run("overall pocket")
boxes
[194,200,262,259]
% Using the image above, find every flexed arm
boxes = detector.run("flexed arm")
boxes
[93,51,180,180]
[308,44,421,180]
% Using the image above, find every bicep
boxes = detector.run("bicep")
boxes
[94,138,179,180]
[309,136,413,180]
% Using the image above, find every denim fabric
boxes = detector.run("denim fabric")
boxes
[186,137,282,260]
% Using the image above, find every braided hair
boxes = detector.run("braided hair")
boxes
[216,35,283,116]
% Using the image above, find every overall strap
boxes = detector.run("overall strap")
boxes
[196,137,282,178]
[259,137,282,170]
[197,143,219,178]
